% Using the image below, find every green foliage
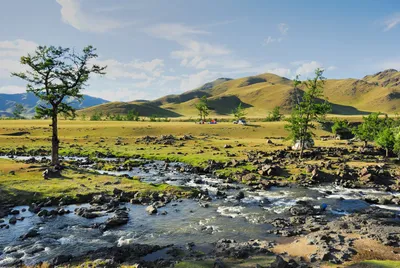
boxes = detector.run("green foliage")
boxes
[375,127,395,156]
[12,103,25,119]
[195,96,210,121]
[90,112,103,121]
[232,103,246,121]
[393,128,400,158]
[353,112,394,146]
[12,45,106,165]
[81,113,87,121]
[126,109,140,121]
[331,118,350,135]
[265,106,283,122]
[285,69,331,158]
[114,114,124,121]
[149,114,158,122]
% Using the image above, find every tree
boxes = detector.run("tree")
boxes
[195,96,210,122]
[331,118,350,137]
[393,128,400,158]
[265,106,284,122]
[12,45,106,166]
[13,103,26,119]
[285,69,331,158]
[375,127,395,157]
[126,109,140,121]
[232,103,246,121]
[352,112,392,147]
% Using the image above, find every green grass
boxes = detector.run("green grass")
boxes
[175,255,275,268]
[0,158,192,205]
[349,260,400,268]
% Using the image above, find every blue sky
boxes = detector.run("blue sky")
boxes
[0,0,400,101]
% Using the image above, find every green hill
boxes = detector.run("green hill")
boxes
[77,101,181,118]
[79,69,400,117]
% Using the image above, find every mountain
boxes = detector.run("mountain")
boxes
[0,92,109,117]
[79,69,400,117]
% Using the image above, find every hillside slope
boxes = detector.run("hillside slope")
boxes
[79,69,400,117]
[77,101,181,118]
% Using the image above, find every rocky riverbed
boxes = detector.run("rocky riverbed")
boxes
[0,155,399,267]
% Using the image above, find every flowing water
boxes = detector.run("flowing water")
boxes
[0,156,399,266]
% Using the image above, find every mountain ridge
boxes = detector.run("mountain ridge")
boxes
[0,92,109,117]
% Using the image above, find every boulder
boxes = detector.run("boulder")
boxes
[146,205,157,215]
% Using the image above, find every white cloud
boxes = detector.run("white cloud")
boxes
[86,87,152,102]
[294,61,322,77]
[179,70,216,91]
[292,61,336,77]
[383,13,400,31]
[0,85,26,94]
[145,23,240,70]
[266,68,291,77]
[56,0,125,33]
[145,23,209,41]
[0,39,37,57]
[0,39,38,78]
[93,58,164,80]
[262,36,282,46]
[278,23,289,35]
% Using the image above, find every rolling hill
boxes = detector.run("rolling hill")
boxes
[0,92,109,117]
[79,69,400,117]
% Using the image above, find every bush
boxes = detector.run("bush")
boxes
[265,106,283,122]
[90,112,102,121]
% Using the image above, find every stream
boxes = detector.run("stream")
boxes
[0,156,399,266]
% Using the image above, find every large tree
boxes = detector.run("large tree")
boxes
[12,45,106,166]
[285,69,331,158]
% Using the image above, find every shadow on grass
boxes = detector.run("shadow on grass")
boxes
[1,131,30,136]
[244,124,261,128]
[0,185,45,206]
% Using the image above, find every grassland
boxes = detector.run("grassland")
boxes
[0,119,341,165]
[0,119,342,204]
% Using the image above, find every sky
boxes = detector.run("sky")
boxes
[1,0,400,101]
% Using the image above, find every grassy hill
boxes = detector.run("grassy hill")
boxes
[77,101,181,118]
[79,69,400,118]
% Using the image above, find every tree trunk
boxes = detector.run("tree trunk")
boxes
[363,140,368,148]
[299,137,304,159]
[51,106,59,166]
[386,148,389,158]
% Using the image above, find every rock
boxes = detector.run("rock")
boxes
[9,209,20,215]
[101,209,129,231]
[52,255,72,265]
[37,209,49,217]
[289,202,315,216]
[9,216,17,225]
[146,205,157,215]
[224,144,233,149]
[269,255,289,268]
[21,228,39,240]
[235,191,245,200]
[214,259,225,268]
[75,207,100,219]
